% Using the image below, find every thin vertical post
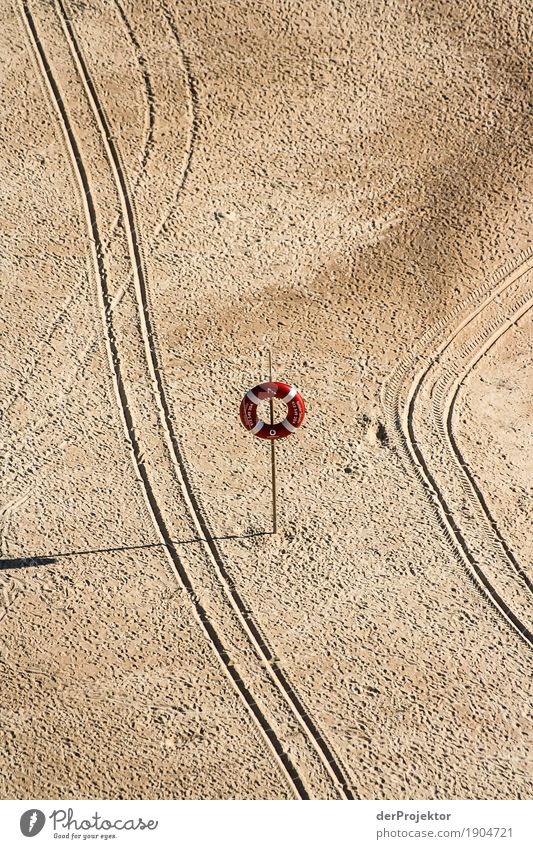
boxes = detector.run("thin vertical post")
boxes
[268,350,278,534]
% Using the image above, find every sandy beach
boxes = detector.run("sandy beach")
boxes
[0,0,531,798]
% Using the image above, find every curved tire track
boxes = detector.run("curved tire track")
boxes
[22,0,354,798]
[101,0,156,254]
[382,251,533,648]
[436,290,533,596]
[2,0,153,421]
[154,0,199,239]
[20,0,305,800]
[55,0,354,801]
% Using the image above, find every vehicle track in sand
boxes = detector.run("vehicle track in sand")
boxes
[4,0,194,448]
[57,0,355,799]
[20,0,302,801]
[101,0,155,254]
[382,251,533,648]
[2,0,153,423]
[433,292,533,596]
[153,0,199,239]
[20,0,354,799]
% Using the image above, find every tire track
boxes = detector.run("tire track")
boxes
[410,271,533,630]
[436,290,533,596]
[154,0,199,238]
[101,0,156,254]
[20,0,305,800]
[112,0,155,188]
[2,0,153,422]
[413,288,533,636]
[4,0,194,441]
[55,0,354,800]
[21,0,354,798]
[444,332,533,594]
[382,251,533,648]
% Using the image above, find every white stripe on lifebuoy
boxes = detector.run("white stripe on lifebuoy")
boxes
[281,418,296,433]
[251,419,265,435]
[281,385,298,403]
[246,389,262,406]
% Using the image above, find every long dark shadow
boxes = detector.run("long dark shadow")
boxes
[0,531,271,570]
[0,557,57,570]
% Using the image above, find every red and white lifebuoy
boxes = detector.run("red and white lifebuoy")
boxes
[240,381,305,440]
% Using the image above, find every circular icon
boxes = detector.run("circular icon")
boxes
[20,810,46,837]
[239,381,305,440]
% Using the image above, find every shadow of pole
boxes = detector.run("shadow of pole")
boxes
[0,530,272,570]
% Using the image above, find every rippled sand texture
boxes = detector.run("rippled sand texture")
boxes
[0,0,531,798]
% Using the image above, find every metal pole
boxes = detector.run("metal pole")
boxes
[268,350,278,534]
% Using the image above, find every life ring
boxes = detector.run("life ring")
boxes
[240,381,305,440]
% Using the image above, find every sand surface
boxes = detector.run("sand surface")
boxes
[0,0,531,799]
